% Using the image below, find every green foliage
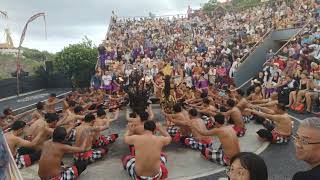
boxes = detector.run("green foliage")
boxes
[0,53,42,79]
[201,0,273,14]
[22,47,55,61]
[232,0,261,7]
[54,37,97,88]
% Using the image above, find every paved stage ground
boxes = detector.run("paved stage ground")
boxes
[1,89,315,180]
[20,105,268,180]
[0,88,71,114]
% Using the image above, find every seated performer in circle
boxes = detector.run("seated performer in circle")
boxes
[190,113,240,166]
[246,103,292,144]
[122,121,171,180]
[5,121,42,169]
[183,109,213,151]
[38,126,89,180]
[73,113,111,163]
[221,99,247,137]
[92,108,119,148]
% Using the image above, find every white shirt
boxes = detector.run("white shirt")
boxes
[102,75,112,86]
[309,44,320,60]
[151,68,159,77]
[185,76,193,88]
[221,48,231,55]
[184,62,195,70]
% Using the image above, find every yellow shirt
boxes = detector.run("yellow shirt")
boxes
[163,64,173,76]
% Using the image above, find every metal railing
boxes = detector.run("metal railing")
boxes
[237,19,312,90]
[263,19,312,66]
[116,13,188,21]
[237,18,312,72]
[239,28,273,65]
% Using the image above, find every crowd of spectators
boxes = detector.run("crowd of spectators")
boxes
[3,0,320,180]
[92,0,319,114]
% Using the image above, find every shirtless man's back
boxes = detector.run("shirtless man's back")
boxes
[5,121,42,169]
[191,113,240,166]
[73,113,110,163]
[248,103,292,144]
[123,121,171,179]
[38,126,88,179]
[28,113,59,151]
[92,108,119,148]
[223,99,246,137]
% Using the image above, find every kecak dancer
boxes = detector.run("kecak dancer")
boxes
[122,121,171,180]
[160,75,177,126]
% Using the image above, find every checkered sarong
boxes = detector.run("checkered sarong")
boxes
[201,116,214,129]
[67,128,76,142]
[272,130,290,144]
[93,134,118,148]
[122,153,168,180]
[15,153,31,169]
[47,166,79,180]
[184,137,213,151]
[167,126,179,137]
[73,148,107,163]
[167,126,183,143]
[242,115,253,123]
[201,146,229,166]
[232,125,246,137]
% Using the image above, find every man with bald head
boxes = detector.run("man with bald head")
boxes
[293,117,320,180]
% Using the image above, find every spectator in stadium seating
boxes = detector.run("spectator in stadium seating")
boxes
[305,73,320,113]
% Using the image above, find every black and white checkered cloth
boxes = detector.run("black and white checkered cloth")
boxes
[15,154,29,169]
[167,126,179,137]
[201,115,215,129]
[74,148,106,163]
[49,166,78,180]
[202,146,228,166]
[184,137,212,151]
[124,154,167,180]
[243,115,253,123]
[67,128,76,142]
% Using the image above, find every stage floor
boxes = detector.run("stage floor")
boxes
[20,105,268,180]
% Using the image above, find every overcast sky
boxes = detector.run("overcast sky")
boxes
[1,0,208,53]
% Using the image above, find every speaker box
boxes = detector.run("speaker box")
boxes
[45,61,53,72]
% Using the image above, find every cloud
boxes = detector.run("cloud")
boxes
[1,0,207,53]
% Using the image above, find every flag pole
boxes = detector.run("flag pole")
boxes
[16,48,21,95]
[16,13,47,95]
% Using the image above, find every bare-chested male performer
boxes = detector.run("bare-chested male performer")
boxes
[122,121,171,180]
[222,99,246,137]
[190,113,240,166]
[38,126,89,180]
[245,103,292,144]
[5,121,41,169]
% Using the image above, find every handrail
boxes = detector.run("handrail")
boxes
[234,77,253,91]
[263,19,312,66]
[116,13,188,20]
[237,19,312,90]
[239,19,311,66]
[239,28,273,64]
[275,20,311,54]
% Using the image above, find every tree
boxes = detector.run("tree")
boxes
[54,37,97,88]
[22,47,55,61]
